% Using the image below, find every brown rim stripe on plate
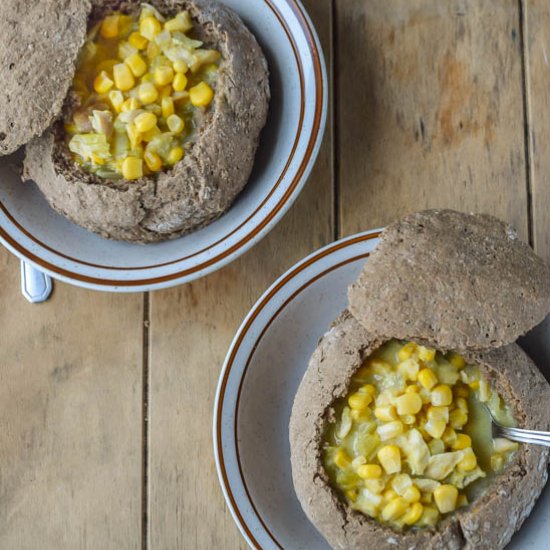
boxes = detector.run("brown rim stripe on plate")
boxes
[0,0,324,286]
[216,232,381,549]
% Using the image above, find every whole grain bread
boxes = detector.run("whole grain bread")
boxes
[0,0,91,156]
[289,311,550,550]
[24,0,270,243]
[348,210,550,352]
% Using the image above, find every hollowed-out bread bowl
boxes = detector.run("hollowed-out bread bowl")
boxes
[290,210,550,550]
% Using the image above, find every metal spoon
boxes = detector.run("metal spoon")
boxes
[489,412,550,448]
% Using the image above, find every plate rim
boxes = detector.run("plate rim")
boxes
[0,0,328,292]
[213,229,382,549]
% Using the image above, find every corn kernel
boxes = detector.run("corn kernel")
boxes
[138,82,159,105]
[398,358,420,381]
[146,40,160,59]
[113,63,135,91]
[391,473,412,495]
[140,16,162,41]
[374,405,398,422]
[129,31,148,50]
[377,421,404,441]
[126,123,142,149]
[383,488,398,502]
[396,392,422,415]
[361,384,377,397]
[100,14,120,39]
[450,409,468,430]
[418,368,438,390]
[121,97,141,112]
[167,146,185,165]
[381,497,408,522]
[173,59,189,73]
[91,153,105,165]
[345,489,357,502]
[424,418,446,439]
[377,445,401,474]
[452,434,472,451]
[469,380,480,391]
[419,506,439,527]
[154,65,175,87]
[398,342,417,361]
[403,486,421,503]
[401,414,416,425]
[164,16,188,32]
[173,72,188,92]
[134,112,158,133]
[493,438,519,454]
[458,448,477,471]
[418,346,436,362]
[431,384,453,407]
[457,494,469,508]
[401,502,424,525]
[334,449,350,470]
[348,391,372,411]
[108,90,124,113]
[433,485,458,514]
[357,464,382,479]
[478,379,491,402]
[190,81,214,106]
[491,454,504,471]
[428,406,449,423]
[144,150,162,172]
[449,353,466,369]
[429,438,445,455]
[406,385,420,394]
[122,157,143,180]
[94,71,114,94]
[125,53,147,77]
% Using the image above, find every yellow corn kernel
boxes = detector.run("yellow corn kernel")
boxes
[398,342,417,361]
[91,153,105,165]
[350,409,367,422]
[478,379,491,403]
[144,150,162,172]
[391,473,412,495]
[403,485,421,503]
[334,449,350,470]
[418,368,438,390]
[428,406,449,423]
[126,123,142,149]
[406,385,420,394]
[493,438,519,454]
[134,112,158,133]
[429,438,445,455]
[383,488,398,501]
[458,448,477,472]
[146,40,160,59]
[142,125,161,142]
[377,421,404,441]
[377,445,401,474]
[122,157,143,180]
[401,502,424,525]
[138,82,159,105]
[173,59,189,73]
[348,391,372,411]
[357,464,382,479]
[457,494,469,508]
[140,16,162,41]
[189,81,214,106]
[374,405,398,422]
[164,16,188,32]
[469,380,480,391]
[100,14,120,39]
[121,97,141,112]
[424,418,447,439]
[418,346,436,362]
[154,66,175,87]
[398,358,420,381]
[108,90,124,113]
[345,489,357,503]
[419,505,439,527]
[491,454,504,471]
[173,72,188,92]
[450,409,468,430]
[125,53,147,77]
[449,353,466,369]
[433,485,458,514]
[361,384,377,397]
[381,497,408,522]
[452,434,472,451]
[129,31,148,50]
[431,384,453,407]
[167,146,185,165]
[395,392,422,415]
[402,414,416,425]
[113,63,135,91]
[93,71,114,94]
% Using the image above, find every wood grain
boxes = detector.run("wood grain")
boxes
[146,0,333,547]
[336,0,530,239]
[0,250,143,549]
[523,0,550,262]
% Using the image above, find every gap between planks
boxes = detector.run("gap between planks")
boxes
[331,0,340,241]
[142,291,151,550]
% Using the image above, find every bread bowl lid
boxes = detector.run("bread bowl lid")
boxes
[348,209,550,352]
[0,0,91,156]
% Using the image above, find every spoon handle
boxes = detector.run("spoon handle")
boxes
[494,424,550,448]
[20,261,53,304]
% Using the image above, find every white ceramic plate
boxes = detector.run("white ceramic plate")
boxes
[214,230,550,549]
[0,0,327,292]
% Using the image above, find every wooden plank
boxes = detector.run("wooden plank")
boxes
[147,1,334,547]
[336,0,529,239]
[0,249,143,550]
[523,0,550,262]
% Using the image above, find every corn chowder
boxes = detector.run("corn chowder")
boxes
[323,340,518,530]
[66,3,220,180]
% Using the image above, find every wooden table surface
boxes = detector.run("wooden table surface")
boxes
[1,1,549,548]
